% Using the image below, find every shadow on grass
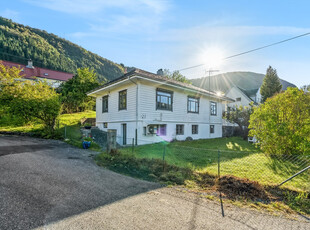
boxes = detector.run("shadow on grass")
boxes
[265,155,310,189]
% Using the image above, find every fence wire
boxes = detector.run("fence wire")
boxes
[117,140,310,192]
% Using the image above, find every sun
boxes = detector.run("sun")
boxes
[198,45,225,69]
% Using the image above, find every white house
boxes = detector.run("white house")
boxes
[87,69,234,145]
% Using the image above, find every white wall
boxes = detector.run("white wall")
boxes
[96,82,137,124]
[94,77,224,145]
[225,86,252,108]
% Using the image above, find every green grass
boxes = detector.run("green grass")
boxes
[0,110,101,150]
[119,137,309,192]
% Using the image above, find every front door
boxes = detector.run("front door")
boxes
[122,124,127,145]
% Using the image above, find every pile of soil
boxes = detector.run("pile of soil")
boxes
[218,175,271,201]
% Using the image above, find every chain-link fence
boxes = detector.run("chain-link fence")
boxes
[116,140,310,192]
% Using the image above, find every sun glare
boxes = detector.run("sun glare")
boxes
[198,46,225,69]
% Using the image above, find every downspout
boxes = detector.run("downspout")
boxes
[128,76,138,145]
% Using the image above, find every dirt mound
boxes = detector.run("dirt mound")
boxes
[218,175,271,201]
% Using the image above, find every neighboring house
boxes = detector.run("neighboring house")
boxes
[87,68,234,146]
[1,60,74,87]
[224,85,257,108]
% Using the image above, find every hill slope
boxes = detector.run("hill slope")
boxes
[191,71,296,93]
[0,17,124,82]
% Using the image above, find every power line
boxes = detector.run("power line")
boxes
[178,32,310,72]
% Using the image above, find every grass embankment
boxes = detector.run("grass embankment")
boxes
[0,110,100,150]
[95,137,309,215]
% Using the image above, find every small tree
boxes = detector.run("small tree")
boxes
[59,68,101,113]
[163,69,191,84]
[249,88,310,155]
[223,103,254,139]
[260,66,282,102]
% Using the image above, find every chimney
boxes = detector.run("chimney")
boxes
[157,69,163,76]
[26,59,34,69]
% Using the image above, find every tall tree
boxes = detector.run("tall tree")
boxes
[260,66,282,102]
[59,68,101,113]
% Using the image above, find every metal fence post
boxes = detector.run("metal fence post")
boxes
[163,144,166,172]
[132,138,135,154]
[218,149,221,178]
[218,149,224,217]
[65,126,67,139]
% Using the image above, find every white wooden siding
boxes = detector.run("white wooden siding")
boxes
[96,82,137,123]
[94,76,225,145]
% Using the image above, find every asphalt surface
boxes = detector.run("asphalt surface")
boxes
[0,135,309,230]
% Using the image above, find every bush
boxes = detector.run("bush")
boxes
[249,88,310,155]
[0,63,61,131]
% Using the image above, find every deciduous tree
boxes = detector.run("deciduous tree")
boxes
[0,63,61,132]
[163,69,192,84]
[223,103,254,139]
[249,88,310,155]
[59,68,100,113]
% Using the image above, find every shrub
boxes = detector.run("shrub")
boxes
[249,88,310,155]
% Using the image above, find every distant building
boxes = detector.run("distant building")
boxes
[1,60,74,87]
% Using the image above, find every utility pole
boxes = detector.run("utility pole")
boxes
[205,69,219,93]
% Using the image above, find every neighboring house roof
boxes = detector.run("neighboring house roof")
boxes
[88,68,234,102]
[0,60,74,81]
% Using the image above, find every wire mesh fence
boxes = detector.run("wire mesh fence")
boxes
[116,139,310,192]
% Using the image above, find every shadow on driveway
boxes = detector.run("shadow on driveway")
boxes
[0,144,55,156]
[0,136,161,230]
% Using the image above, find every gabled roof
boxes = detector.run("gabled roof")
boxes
[88,68,234,102]
[0,60,74,81]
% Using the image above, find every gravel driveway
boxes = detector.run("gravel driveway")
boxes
[0,135,308,230]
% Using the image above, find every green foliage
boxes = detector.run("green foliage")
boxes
[223,103,255,139]
[59,68,101,113]
[0,63,61,131]
[260,66,282,102]
[0,17,124,82]
[163,69,192,84]
[249,88,310,155]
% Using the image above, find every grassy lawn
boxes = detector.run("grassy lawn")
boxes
[119,137,309,192]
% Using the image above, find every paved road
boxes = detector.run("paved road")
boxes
[0,135,308,230]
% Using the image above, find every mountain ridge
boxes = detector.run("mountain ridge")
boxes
[191,71,296,93]
[0,17,124,82]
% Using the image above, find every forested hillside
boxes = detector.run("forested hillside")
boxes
[0,17,124,81]
[191,71,296,93]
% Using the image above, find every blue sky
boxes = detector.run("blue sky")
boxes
[1,0,310,87]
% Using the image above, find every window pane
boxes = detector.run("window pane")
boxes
[157,90,172,111]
